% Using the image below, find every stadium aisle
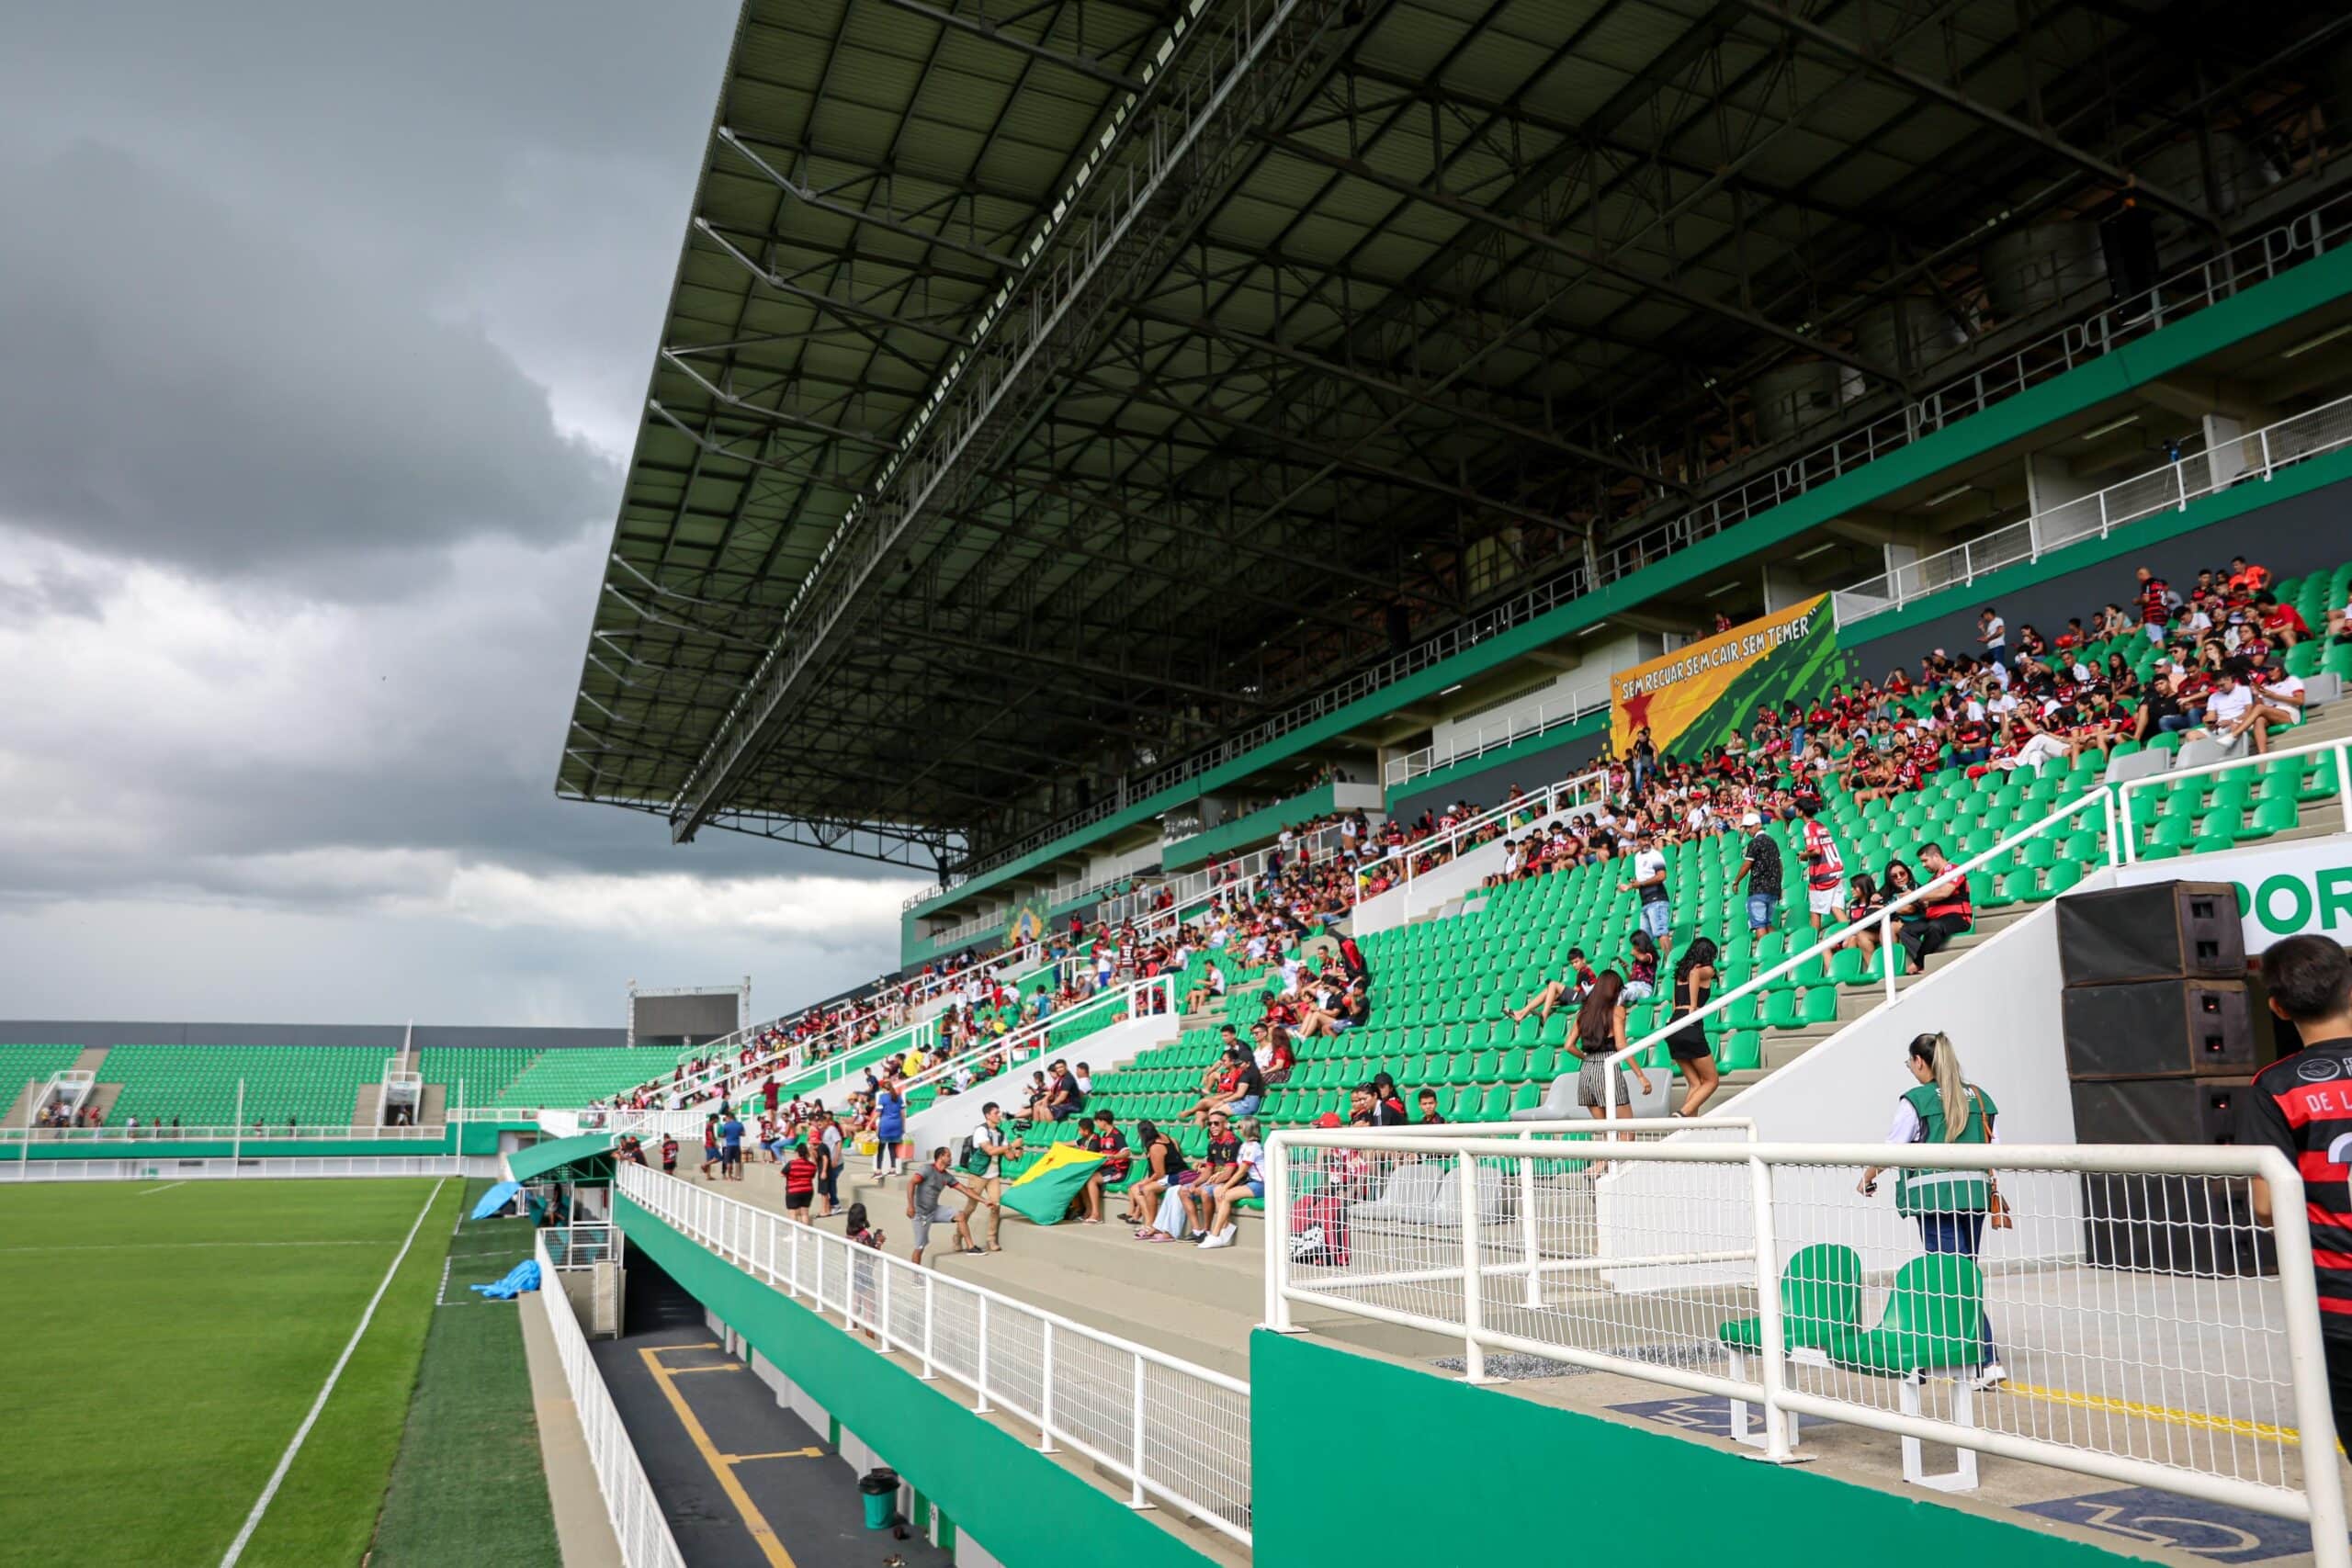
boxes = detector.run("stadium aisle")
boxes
[592,1260,953,1568]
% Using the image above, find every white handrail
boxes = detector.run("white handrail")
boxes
[616,1163,1252,1543]
[532,1230,688,1568]
[0,1122,453,1145]
[1385,679,1614,788]
[2117,731,2352,864]
[1392,768,1611,893]
[894,975,1176,1103]
[1831,389,2352,626]
[1262,1129,2347,1562]
[1602,784,2113,1117]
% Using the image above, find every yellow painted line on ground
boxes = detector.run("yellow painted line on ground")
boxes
[665,1363,745,1375]
[727,1449,822,1464]
[2006,1382,2302,1445]
[639,1348,797,1568]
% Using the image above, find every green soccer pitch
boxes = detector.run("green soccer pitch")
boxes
[0,1176,552,1567]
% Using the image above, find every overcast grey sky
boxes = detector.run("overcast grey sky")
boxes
[0,2,929,1026]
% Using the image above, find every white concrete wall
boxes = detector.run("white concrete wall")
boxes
[1081,840,1161,889]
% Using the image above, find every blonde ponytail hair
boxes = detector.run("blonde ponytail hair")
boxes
[1908,1032,1972,1141]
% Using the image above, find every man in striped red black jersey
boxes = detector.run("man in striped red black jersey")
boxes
[2237,934,2352,1438]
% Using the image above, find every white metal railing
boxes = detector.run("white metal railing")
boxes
[894,976,1177,1106]
[1385,678,1614,788]
[0,1122,453,1145]
[542,1221,624,1270]
[700,931,1059,1070]
[0,1155,469,1183]
[533,1230,686,1568]
[616,1163,1252,1543]
[1604,784,2116,1117]
[1833,389,2352,625]
[1382,768,1611,897]
[1103,819,1354,930]
[648,1014,938,1117]
[1264,1129,2347,1561]
[923,869,1136,948]
[2118,731,2352,865]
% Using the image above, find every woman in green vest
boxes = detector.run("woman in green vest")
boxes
[1858,1032,2006,1388]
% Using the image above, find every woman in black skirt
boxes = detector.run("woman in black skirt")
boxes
[1665,937,1723,1118]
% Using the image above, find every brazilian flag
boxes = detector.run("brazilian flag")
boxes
[1001,1143,1105,1226]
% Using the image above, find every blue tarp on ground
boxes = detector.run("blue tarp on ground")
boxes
[470,1180,521,1220]
[471,1259,541,1299]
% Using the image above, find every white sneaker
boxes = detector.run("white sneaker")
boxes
[1217,1224,1238,1245]
[1973,1361,2007,1391]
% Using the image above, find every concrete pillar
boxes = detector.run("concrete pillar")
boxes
[1761,563,1809,613]
[2204,413,2253,489]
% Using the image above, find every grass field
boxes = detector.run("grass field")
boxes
[0,1176,506,1567]
[368,1179,561,1566]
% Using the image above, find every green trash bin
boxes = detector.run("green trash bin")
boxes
[859,1468,899,1530]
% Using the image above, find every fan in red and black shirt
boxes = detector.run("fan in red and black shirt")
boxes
[2239,935,2352,1440]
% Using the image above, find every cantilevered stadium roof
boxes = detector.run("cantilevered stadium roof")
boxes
[560,0,2348,874]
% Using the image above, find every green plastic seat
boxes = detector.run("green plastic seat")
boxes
[1825,1254,1987,1378]
[1719,1243,1864,1354]
[2246,796,2301,839]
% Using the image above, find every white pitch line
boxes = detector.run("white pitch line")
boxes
[218,1177,446,1568]
[134,1181,188,1196]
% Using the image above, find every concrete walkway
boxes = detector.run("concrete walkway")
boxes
[517,1288,625,1568]
[590,1261,954,1568]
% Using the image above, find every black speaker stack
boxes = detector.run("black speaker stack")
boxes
[2056,882,2264,1274]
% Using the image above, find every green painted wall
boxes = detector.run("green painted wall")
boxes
[907,241,2352,948]
[23,1132,463,1161]
[615,1197,1221,1568]
[18,1122,534,1159]
[1251,1332,2123,1566]
[1161,783,1340,872]
[1384,710,1607,809]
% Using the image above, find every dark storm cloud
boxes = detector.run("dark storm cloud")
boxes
[0,142,615,592]
[0,2,931,1025]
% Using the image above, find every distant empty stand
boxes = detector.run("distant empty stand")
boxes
[100,1044,394,1126]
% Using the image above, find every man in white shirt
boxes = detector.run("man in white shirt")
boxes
[2205,661,2256,740]
[2245,667,2307,755]
[1979,607,2007,670]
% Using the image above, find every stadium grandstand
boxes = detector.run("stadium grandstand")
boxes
[25,0,2352,1564]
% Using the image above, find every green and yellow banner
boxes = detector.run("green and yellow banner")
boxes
[1611,594,1836,757]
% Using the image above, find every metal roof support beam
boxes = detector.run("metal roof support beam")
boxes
[885,622,1269,707]
[662,0,1354,844]
[1734,0,2212,229]
[694,220,976,346]
[1065,367,1568,531]
[1151,310,1690,492]
[1268,134,1894,388]
[691,807,958,872]
[718,128,1025,270]
[657,354,900,451]
[866,0,1150,93]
